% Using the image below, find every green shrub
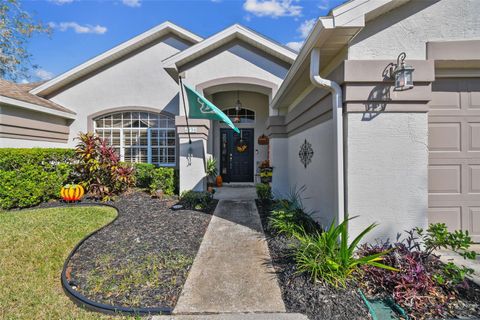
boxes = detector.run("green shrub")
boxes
[0,163,71,209]
[0,149,74,209]
[294,216,397,287]
[180,190,212,210]
[134,163,156,188]
[150,167,175,196]
[133,163,175,196]
[0,148,74,171]
[416,223,477,260]
[269,187,321,237]
[256,183,272,202]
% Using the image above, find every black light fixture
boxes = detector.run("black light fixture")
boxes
[391,52,414,91]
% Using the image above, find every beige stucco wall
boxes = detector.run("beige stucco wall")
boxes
[286,120,336,226]
[268,87,336,226]
[348,0,480,60]
[49,35,192,146]
[182,41,289,104]
[345,112,429,242]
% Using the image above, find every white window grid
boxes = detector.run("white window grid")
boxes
[94,111,176,166]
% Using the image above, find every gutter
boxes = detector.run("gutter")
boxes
[0,95,77,120]
[309,48,345,224]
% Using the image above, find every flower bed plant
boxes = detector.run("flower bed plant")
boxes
[256,194,370,320]
[358,224,479,319]
[75,132,135,200]
[257,188,480,320]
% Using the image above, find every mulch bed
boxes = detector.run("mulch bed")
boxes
[256,200,371,320]
[256,200,480,320]
[47,190,216,309]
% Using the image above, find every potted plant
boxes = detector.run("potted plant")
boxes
[259,160,273,183]
[206,157,218,193]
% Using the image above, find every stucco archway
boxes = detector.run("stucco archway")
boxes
[195,76,278,102]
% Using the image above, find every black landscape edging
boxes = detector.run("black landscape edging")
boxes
[59,202,173,316]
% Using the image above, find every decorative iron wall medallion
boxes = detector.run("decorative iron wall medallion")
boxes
[299,139,314,168]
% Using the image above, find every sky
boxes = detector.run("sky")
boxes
[21,0,346,82]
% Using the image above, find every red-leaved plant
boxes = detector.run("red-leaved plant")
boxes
[359,242,452,319]
[358,223,477,320]
[75,132,134,200]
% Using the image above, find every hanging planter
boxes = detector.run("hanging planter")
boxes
[258,134,269,145]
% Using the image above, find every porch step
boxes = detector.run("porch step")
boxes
[222,182,256,188]
[152,313,309,320]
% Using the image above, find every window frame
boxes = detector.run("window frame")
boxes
[93,111,176,167]
[222,107,256,124]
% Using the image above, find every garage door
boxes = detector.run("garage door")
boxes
[428,78,480,242]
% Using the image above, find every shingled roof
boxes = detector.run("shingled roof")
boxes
[0,79,75,115]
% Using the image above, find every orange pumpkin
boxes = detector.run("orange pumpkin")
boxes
[216,175,223,187]
[61,184,85,202]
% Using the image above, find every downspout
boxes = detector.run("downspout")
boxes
[309,47,345,224]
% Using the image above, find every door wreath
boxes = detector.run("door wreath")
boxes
[236,139,248,153]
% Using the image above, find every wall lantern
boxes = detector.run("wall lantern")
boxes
[391,52,414,91]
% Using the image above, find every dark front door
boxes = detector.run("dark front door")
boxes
[220,128,254,183]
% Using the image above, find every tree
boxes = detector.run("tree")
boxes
[0,0,50,81]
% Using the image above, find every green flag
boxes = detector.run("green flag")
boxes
[183,84,240,133]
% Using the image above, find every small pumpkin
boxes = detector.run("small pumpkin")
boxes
[61,184,85,202]
[216,175,223,187]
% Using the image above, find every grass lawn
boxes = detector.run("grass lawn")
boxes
[0,206,128,320]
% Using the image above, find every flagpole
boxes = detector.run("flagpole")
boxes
[178,76,192,144]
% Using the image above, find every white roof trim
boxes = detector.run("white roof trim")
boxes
[162,24,297,69]
[31,21,202,96]
[0,96,77,119]
[270,0,408,109]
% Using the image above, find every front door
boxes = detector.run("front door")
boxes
[220,128,254,183]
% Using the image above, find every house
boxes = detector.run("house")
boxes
[0,0,479,242]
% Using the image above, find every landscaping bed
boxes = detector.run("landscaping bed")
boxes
[256,200,370,320]
[60,190,216,309]
[257,199,480,320]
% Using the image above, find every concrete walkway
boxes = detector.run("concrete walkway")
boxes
[154,313,308,320]
[173,186,286,315]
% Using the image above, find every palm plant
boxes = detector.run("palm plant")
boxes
[205,157,218,185]
[294,216,398,287]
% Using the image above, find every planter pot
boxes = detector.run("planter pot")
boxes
[216,175,223,187]
[259,167,273,183]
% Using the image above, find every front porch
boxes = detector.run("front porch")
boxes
[177,85,274,192]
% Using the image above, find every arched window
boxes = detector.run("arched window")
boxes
[223,108,255,124]
[94,111,176,166]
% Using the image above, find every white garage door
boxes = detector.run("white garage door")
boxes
[428,78,480,242]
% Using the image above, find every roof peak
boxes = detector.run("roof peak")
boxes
[30,21,202,96]
[162,22,297,69]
